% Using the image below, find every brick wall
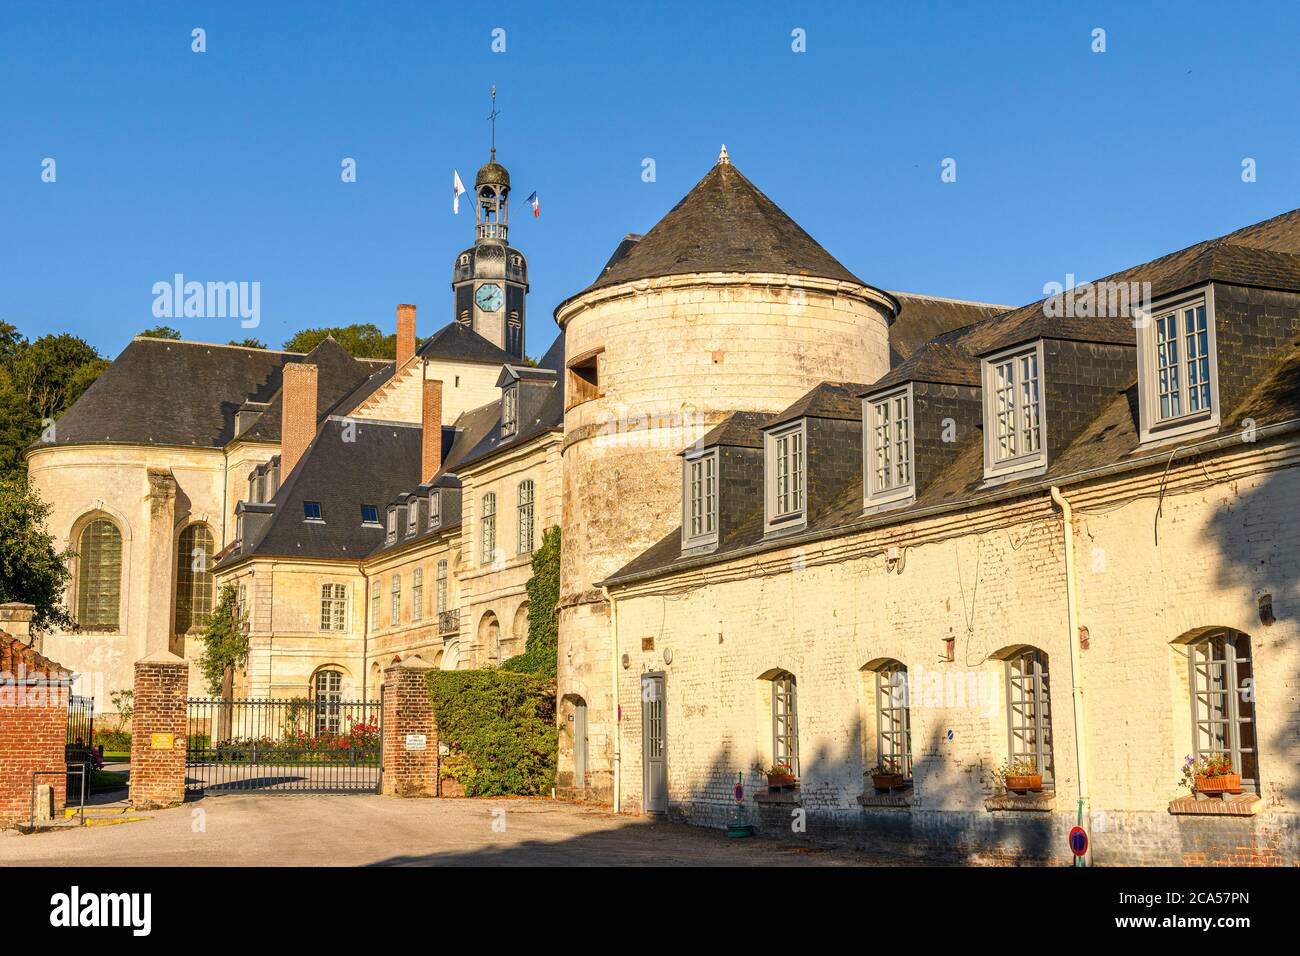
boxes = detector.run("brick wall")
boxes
[608,438,1300,865]
[0,627,72,829]
[129,652,188,810]
[382,656,438,796]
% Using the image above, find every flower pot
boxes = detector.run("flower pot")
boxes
[1005,774,1043,794]
[1195,773,1241,796]
[766,774,796,790]
[871,773,905,792]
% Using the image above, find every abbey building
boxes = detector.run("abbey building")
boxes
[26,145,1300,865]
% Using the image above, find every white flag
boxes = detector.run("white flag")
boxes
[453,170,466,214]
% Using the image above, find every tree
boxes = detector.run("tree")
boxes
[0,476,76,633]
[196,583,248,695]
[502,525,560,676]
[137,325,181,339]
[283,323,395,359]
[228,338,267,349]
[0,326,107,482]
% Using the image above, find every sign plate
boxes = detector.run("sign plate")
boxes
[1068,826,1088,857]
[405,733,427,751]
[150,732,175,750]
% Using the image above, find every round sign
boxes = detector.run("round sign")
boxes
[733,783,744,803]
[1068,826,1088,857]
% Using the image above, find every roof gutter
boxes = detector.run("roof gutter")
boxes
[598,417,1300,590]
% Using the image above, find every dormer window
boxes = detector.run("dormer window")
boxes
[682,449,718,550]
[1137,288,1220,443]
[386,507,397,543]
[406,500,419,536]
[764,421,806,533]
[303,501,323,522]
[361,504,380,526]
[428,491,441,529]
[502,384,518,436]
[981,341,1046,480]
[864,385,914,507]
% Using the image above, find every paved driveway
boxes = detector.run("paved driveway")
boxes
[0,794,912,867]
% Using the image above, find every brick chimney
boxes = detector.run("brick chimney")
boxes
[280,362,319,477]
[422,376,443,482]
[397,304,417,367]
[0,603,34,644]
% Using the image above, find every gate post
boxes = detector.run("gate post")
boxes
[381,656,438,797]
[129,651,189,810]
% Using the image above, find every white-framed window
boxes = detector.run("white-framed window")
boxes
[406,501,418,536]
[319,583,347,632]
[764,421,806,533]
[871,661,912,779]
[864,385,915,507]
[771,671,799,775]
[981,341,1046,479]
[517,480,535,554]
[411,568,424,623]
[1187,629,1257,790]
[313,669,343,735]
[682,449,718,550]
[502,385,518,435]
[370,580,380,625]
[1136,287,1220,443]
[390,574,401,627]
[436,559,448,614]
[1005,647,1054,787]
[385,507,397,544]
[481,493,497,564]
[428,491,441,529]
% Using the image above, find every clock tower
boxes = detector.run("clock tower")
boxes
[451,148,528,360]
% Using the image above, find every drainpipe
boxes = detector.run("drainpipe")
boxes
[1050,486,1093,866]
[602,586,621,814]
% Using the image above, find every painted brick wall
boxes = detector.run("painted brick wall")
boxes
[609,440,1300,865]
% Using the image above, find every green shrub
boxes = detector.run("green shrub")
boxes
[501,525,559,677]
[93,728,131,752]
[427,670,557,796]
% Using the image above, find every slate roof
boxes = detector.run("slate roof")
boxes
[418,322,517,365]
[765,382,870,429]
[30,339,295,451]
[223,417,424,564]
[886,292,1011,365]
[688,411,769,452]
[560,161,872,311]
[604,207,1300,587]
[234,338,379,443]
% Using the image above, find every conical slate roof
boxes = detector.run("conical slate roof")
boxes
[579,159,866,296]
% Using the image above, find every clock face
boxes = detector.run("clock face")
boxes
[474,283,503,312]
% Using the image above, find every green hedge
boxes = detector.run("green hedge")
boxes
[427,670,557,796]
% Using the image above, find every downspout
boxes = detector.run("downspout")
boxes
[1050,486,1093,866]
[602,586,621,814]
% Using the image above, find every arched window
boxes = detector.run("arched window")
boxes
[1004,647,1054,786]
[481,493,497,564]
[868,660,912,779]
[76,517,122,630]
[479,611,500,664]
[770,671,798,774]
[517,480,535,555]
[313,668,343,735]
[175,524,215,633]
[1188,629,1257,787]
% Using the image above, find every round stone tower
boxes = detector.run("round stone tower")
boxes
[554,148,898,801]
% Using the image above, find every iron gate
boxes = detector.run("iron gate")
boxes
[65,694,95,808]
[185,695,383,794]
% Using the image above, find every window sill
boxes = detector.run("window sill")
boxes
[754,788,801,806]
[985,791,1056,813]
[857,790,912,810]
[981,461,1048,487]
[1167,793,1259,817]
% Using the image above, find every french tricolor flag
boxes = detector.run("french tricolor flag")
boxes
[526,191,540,218]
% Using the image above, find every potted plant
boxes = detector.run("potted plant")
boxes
[997,758,1043,794]
[1180,753,1241,796]
[765,763,797,789]
[868,763,905,792]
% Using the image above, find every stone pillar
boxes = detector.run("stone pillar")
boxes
[129,651,188,810]
[144,469,177,657]
[381,656,438,797]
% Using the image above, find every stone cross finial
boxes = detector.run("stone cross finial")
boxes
[718,144,730,165]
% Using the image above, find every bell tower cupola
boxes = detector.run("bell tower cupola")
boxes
[451,86,528,360]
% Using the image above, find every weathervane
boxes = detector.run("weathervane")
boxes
[488,85,500,161]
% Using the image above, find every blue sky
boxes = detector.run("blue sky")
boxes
[2,1,1298,361]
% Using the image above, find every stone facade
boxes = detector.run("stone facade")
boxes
[555,272,895,798]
